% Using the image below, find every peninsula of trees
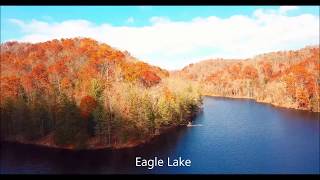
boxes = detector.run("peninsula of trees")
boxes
[0,38,202,150]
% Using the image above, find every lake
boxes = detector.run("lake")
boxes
[1,96,319,174]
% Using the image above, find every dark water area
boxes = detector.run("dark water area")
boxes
[1,96,319,174]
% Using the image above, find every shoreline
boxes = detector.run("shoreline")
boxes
[1,124,187,151]
[1,105,202,151]
[203,94,320,113]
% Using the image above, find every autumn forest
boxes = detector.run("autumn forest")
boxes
[0,38,202,149]
[176,46,319,112]
[0,38,319,150]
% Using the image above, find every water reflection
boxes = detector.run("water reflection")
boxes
[1,127,188,174]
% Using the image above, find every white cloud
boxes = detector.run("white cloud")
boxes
[5,7,319,70]
[126,17,135,24]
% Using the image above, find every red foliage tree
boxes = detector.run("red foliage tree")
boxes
[80,95,97,119]
[0,76,21,99]
[140,70,161,87]
[262,63,273,80]
[243,65,258,79]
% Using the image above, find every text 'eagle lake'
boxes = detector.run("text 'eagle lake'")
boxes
[135,157,192,169]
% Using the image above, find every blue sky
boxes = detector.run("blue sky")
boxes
[1,6,319,41]
[1,6,319,69]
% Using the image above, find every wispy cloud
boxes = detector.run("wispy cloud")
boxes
[9,18,25,27]
[279,6,298,14]
[137,6,153,10]
[126,17,135,24]
[6,6,319,70]
[41,16,54,21]
[149,16,171,24]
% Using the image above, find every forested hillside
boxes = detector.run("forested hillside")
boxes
[0,38,202,149]
[176,46,320,112]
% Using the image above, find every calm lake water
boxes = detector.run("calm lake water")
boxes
[1,96,319,174]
